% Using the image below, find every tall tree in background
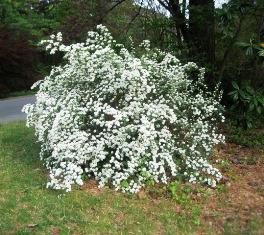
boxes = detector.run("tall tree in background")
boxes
[1,0,262,99]
[156,0,189,46]
[189,0,215,67]
[153,0,215,82]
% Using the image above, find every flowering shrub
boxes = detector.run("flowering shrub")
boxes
[23,25,225,193]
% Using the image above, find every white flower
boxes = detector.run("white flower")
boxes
[23,25,224,193]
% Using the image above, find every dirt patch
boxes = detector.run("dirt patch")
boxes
[200,143,264,233]
[81,179,105,196]
[79,143,264,234]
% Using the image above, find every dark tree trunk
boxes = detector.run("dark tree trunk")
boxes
[259,13,264,41]
[189,0,215,84]
[189,0,215,65]
[157,0,190,46]
[157,0,215,83]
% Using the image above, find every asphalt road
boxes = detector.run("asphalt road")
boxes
[0,95,35,123]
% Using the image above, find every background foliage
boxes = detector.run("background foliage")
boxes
[0,0,263,127]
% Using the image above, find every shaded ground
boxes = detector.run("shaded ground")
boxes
[200,143,264,234]
[0,122,263,235]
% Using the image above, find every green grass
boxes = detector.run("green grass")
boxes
[223,216,264,235]
[0,90,35,99]
[1,122,263,235]
[0,122,202,235]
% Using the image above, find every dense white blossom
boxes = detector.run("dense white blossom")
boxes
[23,25,225,193]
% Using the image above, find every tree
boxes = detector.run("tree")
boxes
[132,0,216,82]
[189,0,215,66]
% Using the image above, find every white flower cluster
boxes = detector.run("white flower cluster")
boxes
[23,25,225,193]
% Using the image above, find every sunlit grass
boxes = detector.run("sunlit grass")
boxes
[1,122,263,234]
[0,122,202,235]
[0,90,35,99]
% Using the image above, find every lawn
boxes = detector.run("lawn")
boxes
[0,122,263,235]
[0,90,36,100]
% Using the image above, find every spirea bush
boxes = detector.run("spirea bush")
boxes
[23,25,225,193]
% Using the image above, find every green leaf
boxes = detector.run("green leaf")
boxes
[247,121,253,129]
[257,97,264,105]
[254,98,258,107]
[239,90,247,99]
[245,86,254,95]
[228,90,237,96]
[246,47,253,56]
[249,103,255,112]
[231,81,239,90]
[236,42,250,48]
[258,50,264,57]
[256,106,262,114]
[121,180,129,188]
